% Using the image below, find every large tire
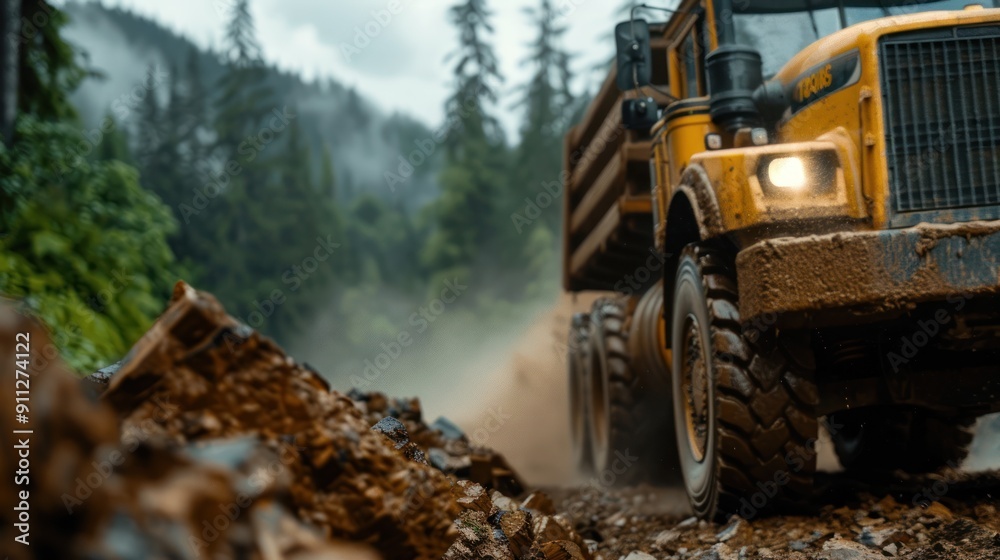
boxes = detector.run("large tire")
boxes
[568,313,594,474]
[671,244,819,520]
[831,407,976,473]
[588,297,675,482]
[628,283,682,484]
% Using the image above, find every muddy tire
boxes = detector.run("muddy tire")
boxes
[831,407,976,473]
[586,298,648,482]
[568,313,594,474]
[628,284,682,484]
[671,244,819,520]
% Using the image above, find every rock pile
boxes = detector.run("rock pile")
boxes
[0,288,381,560]
[443,481,596,560]
[0,282,596,560]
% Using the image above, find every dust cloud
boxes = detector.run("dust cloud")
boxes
[452,292,601,487]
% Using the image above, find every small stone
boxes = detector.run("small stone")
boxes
[883,543,899,556]
[716,517,752,547]
[857,526,905,548]
[653,529,680,548]
[606,512,625,527]
[677,517,698,529]
[924,501,953,520]
[371,417,409,449]
[874,495,899,515]
[821,537,884,560]
[623,553,656,560]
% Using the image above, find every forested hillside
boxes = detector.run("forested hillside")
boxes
[2,0,594,379]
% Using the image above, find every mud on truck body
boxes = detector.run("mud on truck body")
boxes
[564,0,1000,519]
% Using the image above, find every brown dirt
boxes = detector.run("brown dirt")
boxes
[548,471,1000,559]
[4,285,1000,560]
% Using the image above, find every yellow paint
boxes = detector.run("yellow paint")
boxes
[648,2,1000,237]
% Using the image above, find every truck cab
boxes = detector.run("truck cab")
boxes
[565,0,1000,520]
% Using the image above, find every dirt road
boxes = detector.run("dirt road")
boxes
[462,296,1000,559]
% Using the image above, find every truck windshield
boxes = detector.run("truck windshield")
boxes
[733,0,999,76]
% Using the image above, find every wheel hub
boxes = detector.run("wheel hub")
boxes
[681,315,710,462]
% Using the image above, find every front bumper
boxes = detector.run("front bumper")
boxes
[737,221,1000,328]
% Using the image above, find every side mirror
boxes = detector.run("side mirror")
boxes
[622,97,658,130]
[615,19,653,91]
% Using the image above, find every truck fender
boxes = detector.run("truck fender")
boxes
[664,165,725,256]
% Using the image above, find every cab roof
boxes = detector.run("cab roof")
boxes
[735,0,945,13]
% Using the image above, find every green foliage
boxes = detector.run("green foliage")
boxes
[120,5,347,342]
[511,0,574,234]
[1,0,584,377]
[0,116,178,371]
[94,112,132,164]
[16,1,91,122]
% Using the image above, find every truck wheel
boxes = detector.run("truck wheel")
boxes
[672,244,819,520]
[628,283,682,483]
[586,298,645,481]
[568,313,594,474]
[831,407,976,473]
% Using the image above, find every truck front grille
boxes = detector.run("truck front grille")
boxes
[880,27,1000,214]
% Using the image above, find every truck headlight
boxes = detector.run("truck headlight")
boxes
[767,157,806,189]
[757,151,838,196]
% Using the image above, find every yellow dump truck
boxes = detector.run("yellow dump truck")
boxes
[565,0,1000,519]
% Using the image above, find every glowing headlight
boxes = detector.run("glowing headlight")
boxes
[767,157,807,189]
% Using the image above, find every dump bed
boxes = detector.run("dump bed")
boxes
[562,28,670,292]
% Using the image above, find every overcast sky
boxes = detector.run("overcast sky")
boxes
[66,0,628,136]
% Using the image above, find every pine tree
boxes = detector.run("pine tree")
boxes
[15,0,87,122]
[203,0,286,327]
[221,0,261,65]
[512,0,574,204]
[176,48,209,163]
[443,0,504,149]
[214,0,274,162]
[134,64,172,200]
[423,0,509,289]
